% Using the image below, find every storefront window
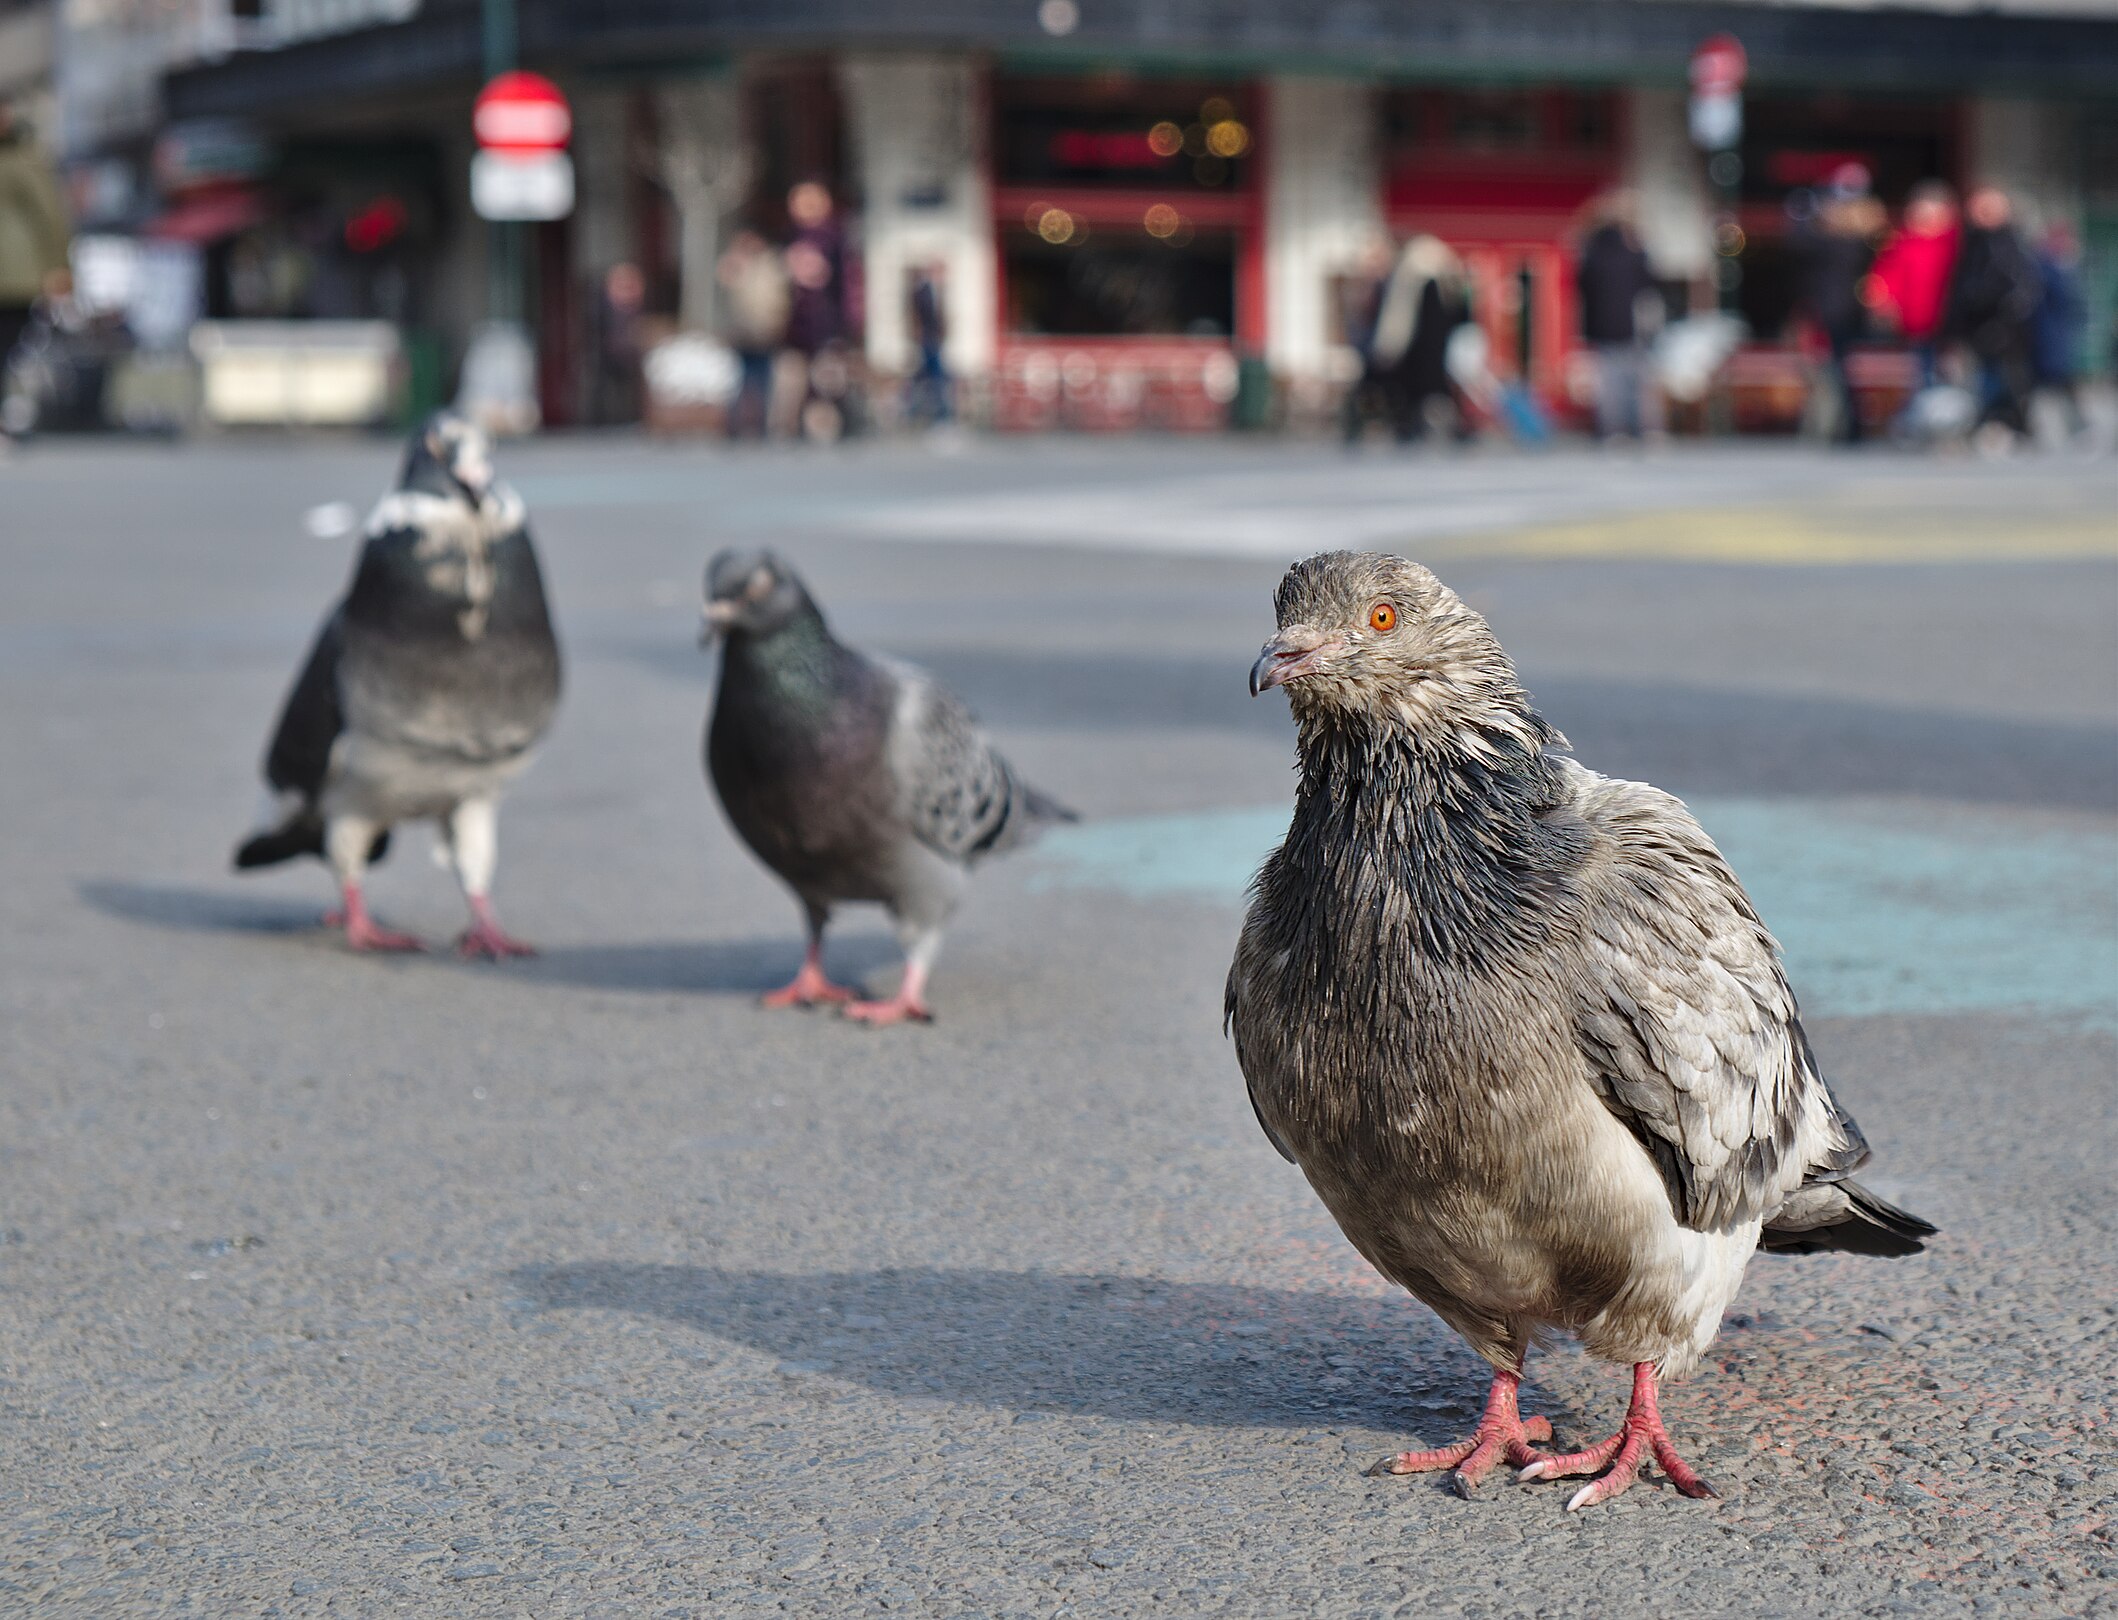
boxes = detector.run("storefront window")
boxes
[1004,225,1235,338]
[994,76,1253,192]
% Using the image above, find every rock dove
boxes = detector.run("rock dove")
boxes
[234,411,562,957]
[700,550,1074,1025]
[1226,552,1934,1509]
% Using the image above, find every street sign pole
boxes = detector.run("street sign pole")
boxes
[483,0,521,328]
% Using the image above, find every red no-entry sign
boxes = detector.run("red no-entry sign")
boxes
[1689,34,1748,96]
[472,71,574,221]
[474,71,572,153]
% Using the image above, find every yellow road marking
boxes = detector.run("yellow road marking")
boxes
[1414,507,2118,565]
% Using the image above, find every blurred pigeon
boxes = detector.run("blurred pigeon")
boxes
[1227,552,1933,1509]
[700,550,1074,1025]
[234,412,561,957]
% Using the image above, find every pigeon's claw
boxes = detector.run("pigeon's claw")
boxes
[456,897,535,960]
[1371,1370,1553,1495]
[1519,1361,1717,1511]
[841,993,934,1027]
[334,883,424,953]
[762,944,859,1008]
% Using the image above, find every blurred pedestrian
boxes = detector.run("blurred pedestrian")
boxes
[1339,236,1395,445]
[1945,186,2041,445]
[1368,233,1467,443]
[588,261,646,426]
[1796,163,1883,445]
[717,228,789,439]
[1870,181,1960,402]
[0,101,71,373]
[782,179,849,441]
[1575,192,1662,444]
[2030,221,2089,441]
[904,262,952,428]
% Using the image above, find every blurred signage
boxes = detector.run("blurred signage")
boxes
[474,72,572,151]
[1688,34,1746,151]
[155,119,271,191]
[471,73,573,222]
[471,152,573,221]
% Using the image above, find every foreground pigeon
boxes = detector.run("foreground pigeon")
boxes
[700,550,1074,1025]
[1227,552,1933,1509]
[234,412,561,957]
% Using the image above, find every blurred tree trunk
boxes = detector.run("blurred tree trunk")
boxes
[652,75,748,333]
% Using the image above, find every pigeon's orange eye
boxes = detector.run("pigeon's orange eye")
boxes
[1368,603,1397,633]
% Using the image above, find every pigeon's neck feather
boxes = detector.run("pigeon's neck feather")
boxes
[1281,713,1582,968]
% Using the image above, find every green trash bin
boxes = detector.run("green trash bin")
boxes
[1231,354,1274,432]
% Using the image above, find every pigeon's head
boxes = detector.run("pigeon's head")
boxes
[701,549,817,643]
[401,410,497,507]
[1252,551,1538,742]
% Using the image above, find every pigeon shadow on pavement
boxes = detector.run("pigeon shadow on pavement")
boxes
[493,934,902,996]
[74,881,904,996]
[77,877,325,936]
[510,1262,1582,1437]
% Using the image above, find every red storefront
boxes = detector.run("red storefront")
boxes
[987,73,1264,432]
[1379,87,1624,422]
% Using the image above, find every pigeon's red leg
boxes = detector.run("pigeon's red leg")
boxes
[457,895,536,960]
[1518,1360,1717,1510]
[762,940,858,1008]
[842,957,933,1027]
[1369,1368,1556,1496]
[337,882,423,953]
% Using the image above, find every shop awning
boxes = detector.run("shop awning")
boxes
[144,188,267,245]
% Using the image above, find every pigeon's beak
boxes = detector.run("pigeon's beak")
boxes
[699,598,739,646]
[1250,630,1339,696]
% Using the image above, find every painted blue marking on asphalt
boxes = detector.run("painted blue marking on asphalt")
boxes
[1029,799,2118,1027]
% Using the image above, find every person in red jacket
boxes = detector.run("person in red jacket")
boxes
[1870,181,1959,396]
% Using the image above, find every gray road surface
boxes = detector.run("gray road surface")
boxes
[2,436,2115,1617]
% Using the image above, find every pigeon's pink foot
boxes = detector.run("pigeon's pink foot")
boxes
[761,945,857,1008]
[1369,1370,1555,1496]
[456,896,535,960]
[335,884,422,953]
[1518,1361,1717,1510]
[840,991,933,1027]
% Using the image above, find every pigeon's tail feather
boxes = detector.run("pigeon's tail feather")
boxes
[1760,1177,1936,1258]
[1019,780,1079,827]
[234,802,389,871]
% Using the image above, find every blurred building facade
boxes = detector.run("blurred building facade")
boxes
[31,0,2118,429]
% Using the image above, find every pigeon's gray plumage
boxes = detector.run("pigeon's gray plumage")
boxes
[1226,551,1932,1509]
[701,549,1073,1024]
[235,412,561,956]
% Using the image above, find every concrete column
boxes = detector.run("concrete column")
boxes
[1970,97,2082,235]
[1625,87,1712,283]
[1261,75,1380,382]
[839,51,994,379]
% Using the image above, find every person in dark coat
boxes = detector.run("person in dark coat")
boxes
[1575,193,1661,443]
[1796,164,1882,445]
[1368,234,1467,443]
[1945,186,2041,443]
[2030,221,2088,439]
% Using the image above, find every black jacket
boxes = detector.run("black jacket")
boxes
[1576,225,1656,345]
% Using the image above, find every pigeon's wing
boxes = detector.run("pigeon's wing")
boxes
[880,659,1068,861]
[1563,762,1867,1233]
[1224,953,1297,1164]
[263,605,350,801]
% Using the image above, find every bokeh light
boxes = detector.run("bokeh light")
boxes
[1147,121,1183,158]
[1037,207,1076,244]
[1206,119,1249,158]
[1143,203,1181,238]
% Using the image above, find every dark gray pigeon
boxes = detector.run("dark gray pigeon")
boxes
[235,411,561,957]
[700,550,1074,1024]
[1227,551,1933,1510]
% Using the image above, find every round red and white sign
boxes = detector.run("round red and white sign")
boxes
[474,71,572,152]
[1688,34,1748,96]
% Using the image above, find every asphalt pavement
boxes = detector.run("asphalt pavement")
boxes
[2,433,2114,1617]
